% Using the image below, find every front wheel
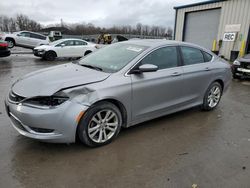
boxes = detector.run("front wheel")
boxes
[77,102,122,147]
[201,82,222,111]
[44,51,56,61]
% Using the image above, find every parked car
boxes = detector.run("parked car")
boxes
[232,54,250,79]
[0,40,10,57]
[5,40,231,147]
[33,38,97,61]
[0,31,49,49]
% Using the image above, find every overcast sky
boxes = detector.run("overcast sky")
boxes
[0,0,202,28]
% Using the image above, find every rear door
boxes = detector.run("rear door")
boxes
[131,46,185,123]
[30,33,47,47]
[180,46,214,104]
[74,40,88,57]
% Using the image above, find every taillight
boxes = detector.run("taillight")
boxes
[0,43,8,47]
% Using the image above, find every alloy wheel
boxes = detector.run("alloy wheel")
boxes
[87,110,119,143]
[207,85,221,108]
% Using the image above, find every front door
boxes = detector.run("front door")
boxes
[131,46,185,123]
[55,40,75,57]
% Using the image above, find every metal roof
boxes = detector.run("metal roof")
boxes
[174,0,227,9]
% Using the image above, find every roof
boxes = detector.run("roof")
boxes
[174,0,227,9]
[123,39,213,53]
[124,39,180,47]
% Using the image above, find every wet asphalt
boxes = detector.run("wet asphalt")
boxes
[0,53,250,188]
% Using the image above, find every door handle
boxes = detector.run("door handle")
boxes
[171,72,182,76]
[204,67,211,71]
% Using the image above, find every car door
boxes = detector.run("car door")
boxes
[15,32,31,47]
[130,46,185,123]
[54,40,75,57]
[29,33,46,47]
[74,40,88,57]
[179,46,214,104]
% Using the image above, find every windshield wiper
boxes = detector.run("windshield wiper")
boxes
[81,64,103,71]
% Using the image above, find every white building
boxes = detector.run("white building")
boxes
[174,0,250,61]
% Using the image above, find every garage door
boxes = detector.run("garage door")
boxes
[184,8,221,50]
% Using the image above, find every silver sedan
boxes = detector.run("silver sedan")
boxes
[5,40,232,147]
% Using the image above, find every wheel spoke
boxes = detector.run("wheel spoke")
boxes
[89,125,100,133]
[106,122,118,127]
[106,126,116,132]
[213,87,220,94]
[104,110,112,121]
[103,129,107,141]
[107,113,115,121]
[98,129,103,142]
[209,99,214,107]
[92,117,100,124]
[97,112,102,121]
[90,129,99,139]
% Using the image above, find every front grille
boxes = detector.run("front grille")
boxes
[9,91,25,103]
[240,62,250,70]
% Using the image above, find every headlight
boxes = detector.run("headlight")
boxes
[233,60,240,65]
[23,96,69,109]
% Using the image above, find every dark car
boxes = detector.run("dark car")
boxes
[0,40,10,57]
[232,54,250,79]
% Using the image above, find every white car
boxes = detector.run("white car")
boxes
[0,31,49,49]
[33,38,98,61]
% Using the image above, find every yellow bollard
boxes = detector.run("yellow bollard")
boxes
[212,40,217,51]
[239,40,246,57]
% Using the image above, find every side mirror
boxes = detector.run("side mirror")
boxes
[138,64,158,72]
[17,34,21,37]
[130,64,158,74]
[61,44,65,47]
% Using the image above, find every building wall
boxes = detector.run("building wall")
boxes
[175,0,250,59]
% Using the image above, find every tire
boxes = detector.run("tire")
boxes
[84,50,92,56]
[44,51,56,61]
[201,82,222,111]
[77,102,122,147]
[5,38,15,48]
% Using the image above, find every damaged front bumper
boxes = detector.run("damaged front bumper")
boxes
[5,97,89,143]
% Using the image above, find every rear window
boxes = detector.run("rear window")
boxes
[180,46,204,65]
[30,33,46,40]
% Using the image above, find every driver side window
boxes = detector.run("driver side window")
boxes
[140,46,178,70]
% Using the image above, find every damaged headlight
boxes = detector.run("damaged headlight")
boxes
[22,96,69,109]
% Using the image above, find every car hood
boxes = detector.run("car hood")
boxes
[12,63,111,97]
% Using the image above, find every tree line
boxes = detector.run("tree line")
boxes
[0,14,173,38]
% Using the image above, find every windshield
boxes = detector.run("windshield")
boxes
[79,43,148,73]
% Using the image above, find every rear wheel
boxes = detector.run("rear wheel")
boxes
[77,102,122,147]
[44,51,56,61]
[202,82,222,111]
